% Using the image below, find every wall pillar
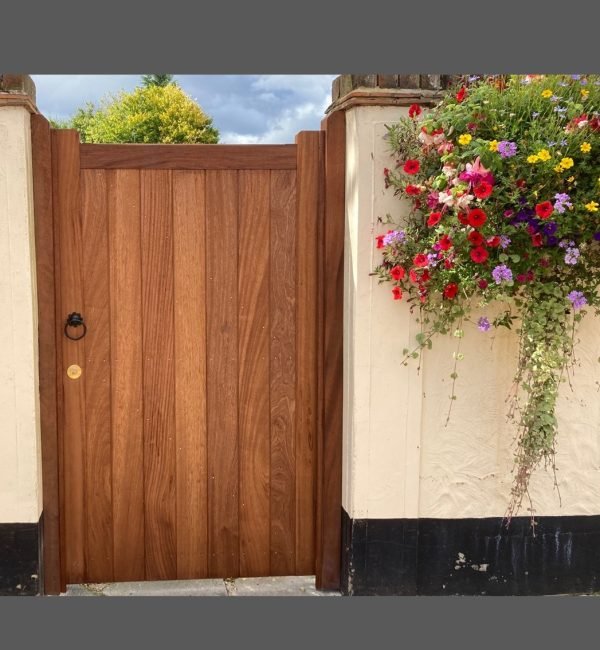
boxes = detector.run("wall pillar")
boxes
[0,74,43,595]
[334,74,600,596]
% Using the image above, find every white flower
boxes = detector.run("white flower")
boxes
[442,165,457,178]
[438,191,455,207]
[456,193,474,210]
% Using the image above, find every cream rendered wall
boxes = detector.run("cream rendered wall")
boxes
[344,105,600,520]
[0,105,42,523]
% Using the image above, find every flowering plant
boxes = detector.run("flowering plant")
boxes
[375,75,600,520]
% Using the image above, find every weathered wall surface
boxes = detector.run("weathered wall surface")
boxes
[0,105,42,524]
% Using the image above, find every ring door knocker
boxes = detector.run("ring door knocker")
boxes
[64,312,87,341]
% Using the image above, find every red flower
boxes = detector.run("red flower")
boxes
[456,86,467,103]
[468,231,485,246]
[427,211,442,227]
[516,179,527,189]
[470,246,489,264]
[478,278,489,290]
[376,235,385,249]
[405,184,421,196]
[443,282,459,299]
[457,212,470,225]
[487,236,501,248]
[473,181,493,199]
[403,159,420,175]
[413,253,428,268]
[438,234,453,251]
[392,286,403,301]
[408,104,422,119]
[535,201,553,219]
[531,233,543,247]
[467,208,487,228]
[421,269,431,282]
[444,258,454,269]
[390,265,405,281]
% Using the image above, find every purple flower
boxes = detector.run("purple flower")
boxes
[532,111,540,118]
[554,106,567,115]
[546,235,559,247]
[564,247,580,265]
[492,264,513,284]
[580,79,588,85]
[468,75,480,82]
[594,232,600,241]
[543,221,558,235]
[550,95,560,102]
[554,192,572,214]
[559,239,575,249]
[383,230,406,246]
[571,74,582,80]
[567,290,587,310]
[477,317,491,332]
[497,141,518,158]
[426,252,439,267]
[500,235,511,249]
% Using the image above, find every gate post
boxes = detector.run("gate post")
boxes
[333,74,600,597]
[0,74,44,595]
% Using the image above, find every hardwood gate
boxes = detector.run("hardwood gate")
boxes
[32,113,345,593]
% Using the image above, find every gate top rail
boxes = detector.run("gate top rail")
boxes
[80,143,297,170]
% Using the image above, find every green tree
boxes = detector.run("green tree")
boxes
[56,83,219,144]
[141,74,175,88]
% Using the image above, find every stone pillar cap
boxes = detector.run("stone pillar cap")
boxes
[0,74,38,113]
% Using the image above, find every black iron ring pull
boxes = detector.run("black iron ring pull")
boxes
[64,312,87,341]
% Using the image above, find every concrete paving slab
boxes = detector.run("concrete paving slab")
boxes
[66,579,228,597]
[227,575,340,596]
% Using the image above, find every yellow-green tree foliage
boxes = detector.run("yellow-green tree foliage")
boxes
[68,83,219,143]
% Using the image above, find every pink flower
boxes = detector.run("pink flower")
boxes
[459,157,495,186]
[427,192,440,209]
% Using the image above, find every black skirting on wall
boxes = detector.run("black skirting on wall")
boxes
[341,508,600,596]
[0,515,42,596]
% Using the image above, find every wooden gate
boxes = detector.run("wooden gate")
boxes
[32,113,345,593]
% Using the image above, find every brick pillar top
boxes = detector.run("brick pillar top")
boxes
[0,74,38,113]
[327,74,459,114]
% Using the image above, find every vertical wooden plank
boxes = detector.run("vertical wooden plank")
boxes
[108,169,145,581]
[173,171,208,579]
[80,170,113,582]
[52,130,85,584]
[295,132,321,574]
[206,170,239,578]
[316,111,345,590]
[31,115,61,594]
[141,169,177,580]
[238,170,271,577]
[270,169,297,575]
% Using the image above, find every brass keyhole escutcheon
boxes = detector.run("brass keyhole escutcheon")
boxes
[67,364,82,380]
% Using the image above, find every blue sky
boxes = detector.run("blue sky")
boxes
[31,75,337,144]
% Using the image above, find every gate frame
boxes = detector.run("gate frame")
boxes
[32,113,345,594]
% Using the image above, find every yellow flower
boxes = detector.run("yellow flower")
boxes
[582,89,590,99]
[585,201,599,212]
[581,142,591,153]
[554,164,563,172]
[560,157,574,170]
[567,176,575,183]
[537,149,551,161]
[541,89,553,98]
[527,154,540,164]
[458,134,472,146]
[489,140,499,152]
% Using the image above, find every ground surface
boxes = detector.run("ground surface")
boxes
[64,575,340,597]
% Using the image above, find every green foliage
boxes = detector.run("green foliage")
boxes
[141,74,175,88]
[57,83,219,144]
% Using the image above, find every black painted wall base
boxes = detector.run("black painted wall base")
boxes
[341,509,600,596]
[0,516,42,596]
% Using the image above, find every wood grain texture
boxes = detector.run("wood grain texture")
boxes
[269,170,297,575]
[141,170,177,580]
[108,170,145,581]
[173,171,208,578]
[52,130,86,584]
[295,132,321,574]
[238,170,271,577]
[80,144,297,170]
[31,115,61,594]
[316,112,345,590]
[80,170,113,582]
[206,170,239,578]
